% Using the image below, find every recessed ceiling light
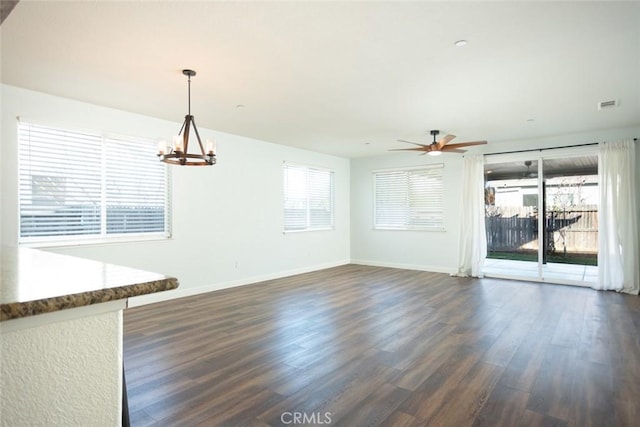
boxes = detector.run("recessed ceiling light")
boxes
[454,40,468,47]
[236,104,245,109]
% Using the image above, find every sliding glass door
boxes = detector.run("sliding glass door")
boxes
[540,157,598,284]
[484,158,540,281]
[483,149,598,286]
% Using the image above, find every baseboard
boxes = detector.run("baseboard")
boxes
[127,259,351,307]
[349,259,456,275]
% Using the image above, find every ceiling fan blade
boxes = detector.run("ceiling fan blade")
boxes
[440,148,466,153]
[397,139,429,147]
[437,134,456,148]
[389,147,429,152]
[445,140,488,149]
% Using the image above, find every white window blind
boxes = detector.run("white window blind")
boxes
[284,163,334,232]
[18,121,169,243]
[374,165,444,230]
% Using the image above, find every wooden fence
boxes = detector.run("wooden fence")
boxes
[486,205,598,254]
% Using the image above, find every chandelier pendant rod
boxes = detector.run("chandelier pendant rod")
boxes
[187,72,191,116]
[180,69,205,157]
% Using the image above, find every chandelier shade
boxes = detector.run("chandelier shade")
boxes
[158,69,216,166]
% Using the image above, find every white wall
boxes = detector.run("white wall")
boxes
[350,127,640,274]
[1,85,350,302]
[350,154,463,273]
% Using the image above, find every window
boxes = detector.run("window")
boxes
[283,163,334,232]
[18,121,169,244]
[374,164,444,230]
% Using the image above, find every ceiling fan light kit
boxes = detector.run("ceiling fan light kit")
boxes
[158,69,217,166]
[390,129,487,156]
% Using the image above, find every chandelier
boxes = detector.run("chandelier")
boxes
[157,69,216,166]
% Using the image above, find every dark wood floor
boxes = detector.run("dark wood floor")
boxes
[124,264,640,426]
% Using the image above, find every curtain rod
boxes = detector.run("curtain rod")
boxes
[482,137,637,157]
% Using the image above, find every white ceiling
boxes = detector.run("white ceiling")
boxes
[2,1,639,158]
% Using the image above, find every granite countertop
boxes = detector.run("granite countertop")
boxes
[1,246,179,321]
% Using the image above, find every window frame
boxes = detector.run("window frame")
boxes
[372,164,445,231]
[283,162,335,233]
[17,120,171,247]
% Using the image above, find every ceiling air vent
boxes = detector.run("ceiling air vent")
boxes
[597,99,619,110]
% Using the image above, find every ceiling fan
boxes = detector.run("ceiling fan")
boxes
[522,160,537,178]
[390,130,487,156]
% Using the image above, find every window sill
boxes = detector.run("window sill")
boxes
[372,227,446,232]
[19,233,172,249]
[283,227,335,234]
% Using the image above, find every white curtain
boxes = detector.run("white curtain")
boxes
[455,154,487,277]
[596,139,639,294]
